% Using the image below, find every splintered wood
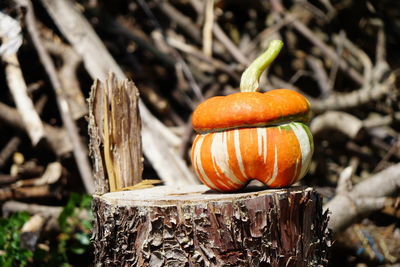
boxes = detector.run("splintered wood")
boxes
[88,73,143,194]
[92,185,331,266]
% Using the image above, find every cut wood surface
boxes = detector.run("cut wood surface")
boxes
[92,185,330,266]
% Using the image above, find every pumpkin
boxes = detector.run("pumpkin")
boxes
[191,40,314,192]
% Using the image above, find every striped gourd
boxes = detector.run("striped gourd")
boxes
[192,123,313,192]
[191,40,314,192]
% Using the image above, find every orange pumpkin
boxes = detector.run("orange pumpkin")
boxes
[191,40,314,192]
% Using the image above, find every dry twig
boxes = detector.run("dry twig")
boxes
[325,163,400,233]
[0,137,21,169]
[41,31,87,120]
[190,0,249,65]
[18,0,94,194]
[0,102,72,155]
[0,11,45,145]
[202,0,214,57]
[311,111,363,139]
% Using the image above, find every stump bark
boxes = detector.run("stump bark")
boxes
[92,185,330,266]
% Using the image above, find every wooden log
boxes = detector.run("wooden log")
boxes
[92,185,331,266]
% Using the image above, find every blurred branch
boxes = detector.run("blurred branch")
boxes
[39,0,198,185]
[212,24,249,65]
[13,162,63,188]
[158,0,202,43]
[41,31,87,120]
[2,200,62,218]
[328,30,345,91]
[167,36,240,82]
[309,70,394,113]
[108,18,176,68]
[202,0,214,57]
[190,0,249,65]
[363,112,400,128]
[18,0,94,194]
[271,0,364,85]
[0,11,45,145]
[288,16,364,85]
[335,166,355,195]
[311,111,363,139]
[306,56,331,98]
[243,14,296,56]
[0,102,72,156]
[332,34,372,86]
[325,163,400,233]
[271,72,394,114]
[138,0,204,102]
[0,184,61,201]
[0,137,21,169]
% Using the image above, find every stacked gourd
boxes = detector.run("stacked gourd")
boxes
[191,40,314,192]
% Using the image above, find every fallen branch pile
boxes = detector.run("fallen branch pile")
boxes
[0,0,399,265]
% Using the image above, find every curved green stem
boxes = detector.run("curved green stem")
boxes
[240,40,283,92]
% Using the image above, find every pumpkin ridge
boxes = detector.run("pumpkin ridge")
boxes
[192,89,311,133]
[194,115,310,134]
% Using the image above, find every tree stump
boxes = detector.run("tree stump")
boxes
[92,185,330,266]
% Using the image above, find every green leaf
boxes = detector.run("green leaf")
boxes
[0,212,32,266]
[70,246,86,255]
[80,194,93,209]
[58,193,80,230]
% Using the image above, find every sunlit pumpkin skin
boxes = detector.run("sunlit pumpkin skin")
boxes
[191,40,313,192]
[191,122,313,192]
[192,89,311,133]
